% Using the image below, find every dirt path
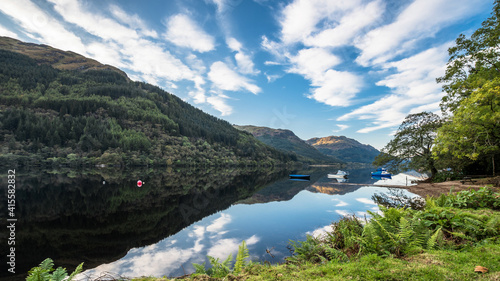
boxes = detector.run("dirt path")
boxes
[404,179,499,198]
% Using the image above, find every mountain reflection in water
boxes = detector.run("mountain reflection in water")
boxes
[0,166,287,281]
[0,167,417,280]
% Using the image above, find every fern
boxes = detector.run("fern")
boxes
[428,227,443,249]
[26,258,83,281]
[67,262,83,281]
[192,262,207,275]
[38,259,54,271]
[233,240,249,274]
[50,268,67,281]
[206,255,232,278]
[323,246,349,262]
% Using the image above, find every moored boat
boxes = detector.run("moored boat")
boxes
[328,170,349,179]
[289,174,310,180]
[371,168,392,177]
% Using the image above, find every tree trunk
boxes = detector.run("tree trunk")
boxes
[493,154,496,176]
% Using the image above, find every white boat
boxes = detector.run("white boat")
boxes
[328,170,349,179]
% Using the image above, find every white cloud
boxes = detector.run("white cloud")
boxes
[303,0,384,48]
[289,48,341,78]
[333,124,349,133]
[48,0,139,42]
[86,41,125,68]
[338,44,449,133]
[356,198,377,205]
[335,210,350,217]
[307,224,334,238]
[0,24,19,39]
[207,235,259,260]
[207,94,233,116]
[208,61,261,94]
[269,0,379,108]
[109,4,159,38]
[307,70,363,107]
[0,0,86,54]
[355,0,487,66]
[122,39,196,82]
[226,37,242,52]
[206,213,232,233]
[165,14,215,52]
[278,0,383,47]
[235,51,259,75]
[287,48,362,107]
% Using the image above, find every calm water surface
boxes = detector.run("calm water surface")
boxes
[0,167,417,280]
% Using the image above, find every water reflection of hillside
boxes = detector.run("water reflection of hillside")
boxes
[237,168,330,204]
[0,167,287,281]
[306,183,363,195]
[238,168,376,204]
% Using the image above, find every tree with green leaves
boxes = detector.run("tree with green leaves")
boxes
[434,78,499,175]
[434,0,500,175]
[437,0,500,114]
[373,112,442,178]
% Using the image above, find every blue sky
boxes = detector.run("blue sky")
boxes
[0,0,493,149]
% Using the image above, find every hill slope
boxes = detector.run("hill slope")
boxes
[307,136,379,164]
[0,37,295,167]
[0,36,128,77]
[234,125,342,164]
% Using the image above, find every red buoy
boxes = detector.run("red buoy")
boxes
[137,180,143,187]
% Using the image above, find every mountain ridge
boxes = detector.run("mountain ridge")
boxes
[234,125,343,164]
[307,135,380,164]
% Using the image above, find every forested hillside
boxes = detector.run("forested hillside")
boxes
[234,125,342,164]
[0,39,296,167]
[307,136,380,164]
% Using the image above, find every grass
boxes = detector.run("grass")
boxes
[228,243,499,281]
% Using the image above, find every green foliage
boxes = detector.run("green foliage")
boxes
[288,216,363,264]
[373,112,442,178]
[192,240,250,278]
[289,188,500,266]
[433,77,500,168]
[431,170,464,183]
[429,187,500,210]
[288,235,328,264]
[437,0,500,113]
[233,240,250,274]
[361,208,426,257]
[435,1,500,175]
[26,258,83,281]
[205,255,233,278]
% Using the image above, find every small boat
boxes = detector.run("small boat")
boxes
[371,175,391,180]
[328,170,349,179]
[371,168,392,177]
[289,174,310,180]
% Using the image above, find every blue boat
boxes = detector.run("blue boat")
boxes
[289,174,310,180]
[371,168,392,177]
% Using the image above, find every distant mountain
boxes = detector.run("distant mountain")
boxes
[0,37,295,167]
[234,125,342,164]
[306,136,380,164]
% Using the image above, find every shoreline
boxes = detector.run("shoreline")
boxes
[404,178,500,198]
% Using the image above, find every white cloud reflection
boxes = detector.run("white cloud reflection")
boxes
[80,213,258,279]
